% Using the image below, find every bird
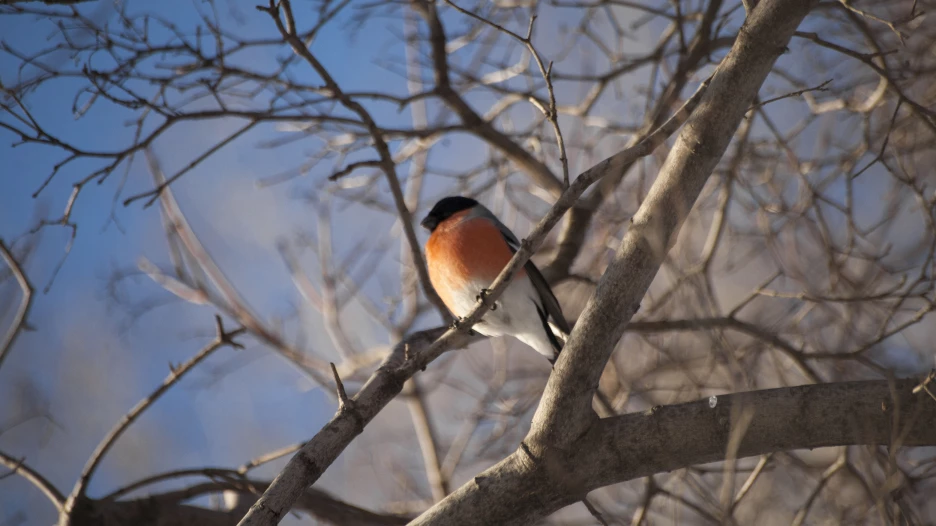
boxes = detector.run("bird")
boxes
[420,196,571,363]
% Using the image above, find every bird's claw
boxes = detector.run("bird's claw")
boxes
[451,317,476,335]
[476,288,497,310]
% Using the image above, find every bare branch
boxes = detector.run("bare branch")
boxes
[581,496,610,526]
[58,316,245,525]
[443,3,570,186]
[0,449,65,511]
[410,379,936,525]
[417,0,824,521]
[4,0,936,524]
[260,0,450,321]
[236,60,710,526]
[329,362,351,410]
[0,239,33,371]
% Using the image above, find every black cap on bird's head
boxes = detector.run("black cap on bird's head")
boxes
[420,196,478,232]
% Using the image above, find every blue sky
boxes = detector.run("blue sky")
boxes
[3,1,934,524]
[3,1,629,522]
[0,2,424,523]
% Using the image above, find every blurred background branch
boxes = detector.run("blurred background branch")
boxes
[1,0,935,524]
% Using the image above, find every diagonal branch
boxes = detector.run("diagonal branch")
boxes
[410,379,936,525]
[530,0,820,452]
[0,239,34,371]
[415,0,823,523]
[260,0,450,321]
[235,70,710,526]
[0,449,65,511]
[58,316,245,526]
[414,0,565,197]
[403,378,449,501]
[443,2,570,187]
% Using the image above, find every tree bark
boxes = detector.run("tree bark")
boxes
[410,379,935,525]
[414,0,823,523]
[236,328,478,525]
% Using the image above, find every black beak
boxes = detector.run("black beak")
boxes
[420,215,436,231]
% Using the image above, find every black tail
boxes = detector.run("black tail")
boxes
[536,304,564,363]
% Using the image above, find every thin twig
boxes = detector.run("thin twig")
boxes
[913,370,936,403]
[731,454,771,508]
[0,240,34,371]
[630,477,658,526]
[262,0,450,321]
[27,187,78,294]
[328,159,382,181]
[790,450,848,526]
[238,442,306,475]
[444,2,571,187]
[0,450,65,512]
[718,402,756,518]
[794,31,936,136]
[123,120,258,207]
[236,67,710,526]
[330,362,351,410]
[403,378,449,501]
[60,315,245,519]
[581,495,610,526]
[410,75,713,369]
[837,0,909,42]
[747,79,833,111]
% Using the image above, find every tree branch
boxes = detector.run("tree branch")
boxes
[261,0,451,321]
[72,478,410,526]
[414,0,565,197]
[236,327,477,525]
[410,379,936,525]
[0,449,65,512]
[532,0,820,451]
[416,0,824,522]
[0,239,34,371]
[58,316,245,526]
[236,66,710,526]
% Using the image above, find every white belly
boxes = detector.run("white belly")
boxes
[448,276,556,359]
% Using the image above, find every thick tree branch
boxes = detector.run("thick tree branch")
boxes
[237,72,709,526]
[542,0,726,281]
[532,0,821,450]
[410,379,936,525]
[416,0,823,522]
[236,328,477,526]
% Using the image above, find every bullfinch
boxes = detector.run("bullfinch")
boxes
[420,196,571,363]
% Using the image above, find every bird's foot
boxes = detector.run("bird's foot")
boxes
[450,316,476,335]
[476,288,497,310]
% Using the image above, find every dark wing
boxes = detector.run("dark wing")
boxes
[484,212,570,335]
[523,259,571,334]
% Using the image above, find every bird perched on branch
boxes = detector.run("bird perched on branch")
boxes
[420,196,570,363]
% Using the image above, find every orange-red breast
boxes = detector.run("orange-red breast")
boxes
[421,196,570,362]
